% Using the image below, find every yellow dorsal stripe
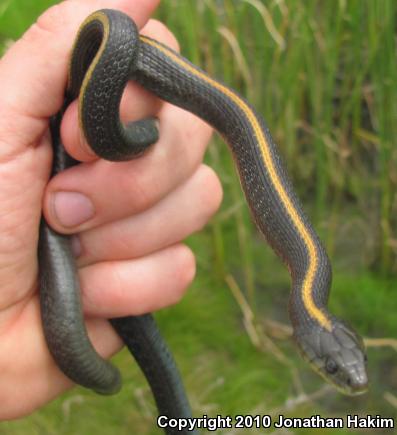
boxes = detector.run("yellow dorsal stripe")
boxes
[77,12,110,132]
[140,36,331,330]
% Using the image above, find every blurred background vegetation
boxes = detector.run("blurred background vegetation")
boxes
[1,0,396,434]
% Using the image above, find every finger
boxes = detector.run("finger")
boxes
[0,0,160,159]
[2,240,195,417]
[60,84,162,162]
[0,297,123,419]
[0,0,161,313]
[141,18,180,51]
[61,18,181,162]
[79,244,196,317]
[76,165,223,265]
[44,103,213,233]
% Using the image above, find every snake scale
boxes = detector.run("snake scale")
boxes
[38,9,368,435]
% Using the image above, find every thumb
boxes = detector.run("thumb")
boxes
[0,0,159,319]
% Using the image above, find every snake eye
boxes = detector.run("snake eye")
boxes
[325,358,338,374]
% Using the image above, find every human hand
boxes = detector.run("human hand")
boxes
[0,0,222,419]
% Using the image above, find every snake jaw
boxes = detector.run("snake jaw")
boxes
[294,318,368,395]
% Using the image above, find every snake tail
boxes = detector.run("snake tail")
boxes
[110,316,195,429]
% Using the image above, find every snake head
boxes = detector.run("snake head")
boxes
[293,318,368,395]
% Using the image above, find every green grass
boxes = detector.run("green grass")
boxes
[1,0,397,433]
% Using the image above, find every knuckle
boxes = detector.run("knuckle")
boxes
[36,3,65,31]
[195,165,223,227]
[120,165,153,212]
[143,19,180,52]
[22,2,72,44]
[171,245,196,303]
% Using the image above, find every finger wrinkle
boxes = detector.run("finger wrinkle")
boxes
[0,277,36,332]
[0,295,31,339]
[0,140,29,166]
[0,117,48,163]
[0,50,67,122]
[117,165,153,211]
[1,104,48,133]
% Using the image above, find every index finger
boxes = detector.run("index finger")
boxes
[0,0,160,161]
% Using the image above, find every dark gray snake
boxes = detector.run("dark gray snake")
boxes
[38,9,368,435]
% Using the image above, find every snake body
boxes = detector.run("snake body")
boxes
[39,9,368,434]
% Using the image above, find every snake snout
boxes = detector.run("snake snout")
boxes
[346,370,368,395]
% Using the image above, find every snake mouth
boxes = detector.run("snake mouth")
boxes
[347,387,368,396]
[334,376,368,396]
[343,370,369,396]
[329,368,368,396]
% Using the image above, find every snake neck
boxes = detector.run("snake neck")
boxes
[288,242,333,331]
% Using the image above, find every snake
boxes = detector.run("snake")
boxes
[38,8,368,434]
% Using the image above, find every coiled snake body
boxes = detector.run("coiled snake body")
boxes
[39,9,368,435]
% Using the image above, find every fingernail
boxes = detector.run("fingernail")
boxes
[52,191,95,227]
